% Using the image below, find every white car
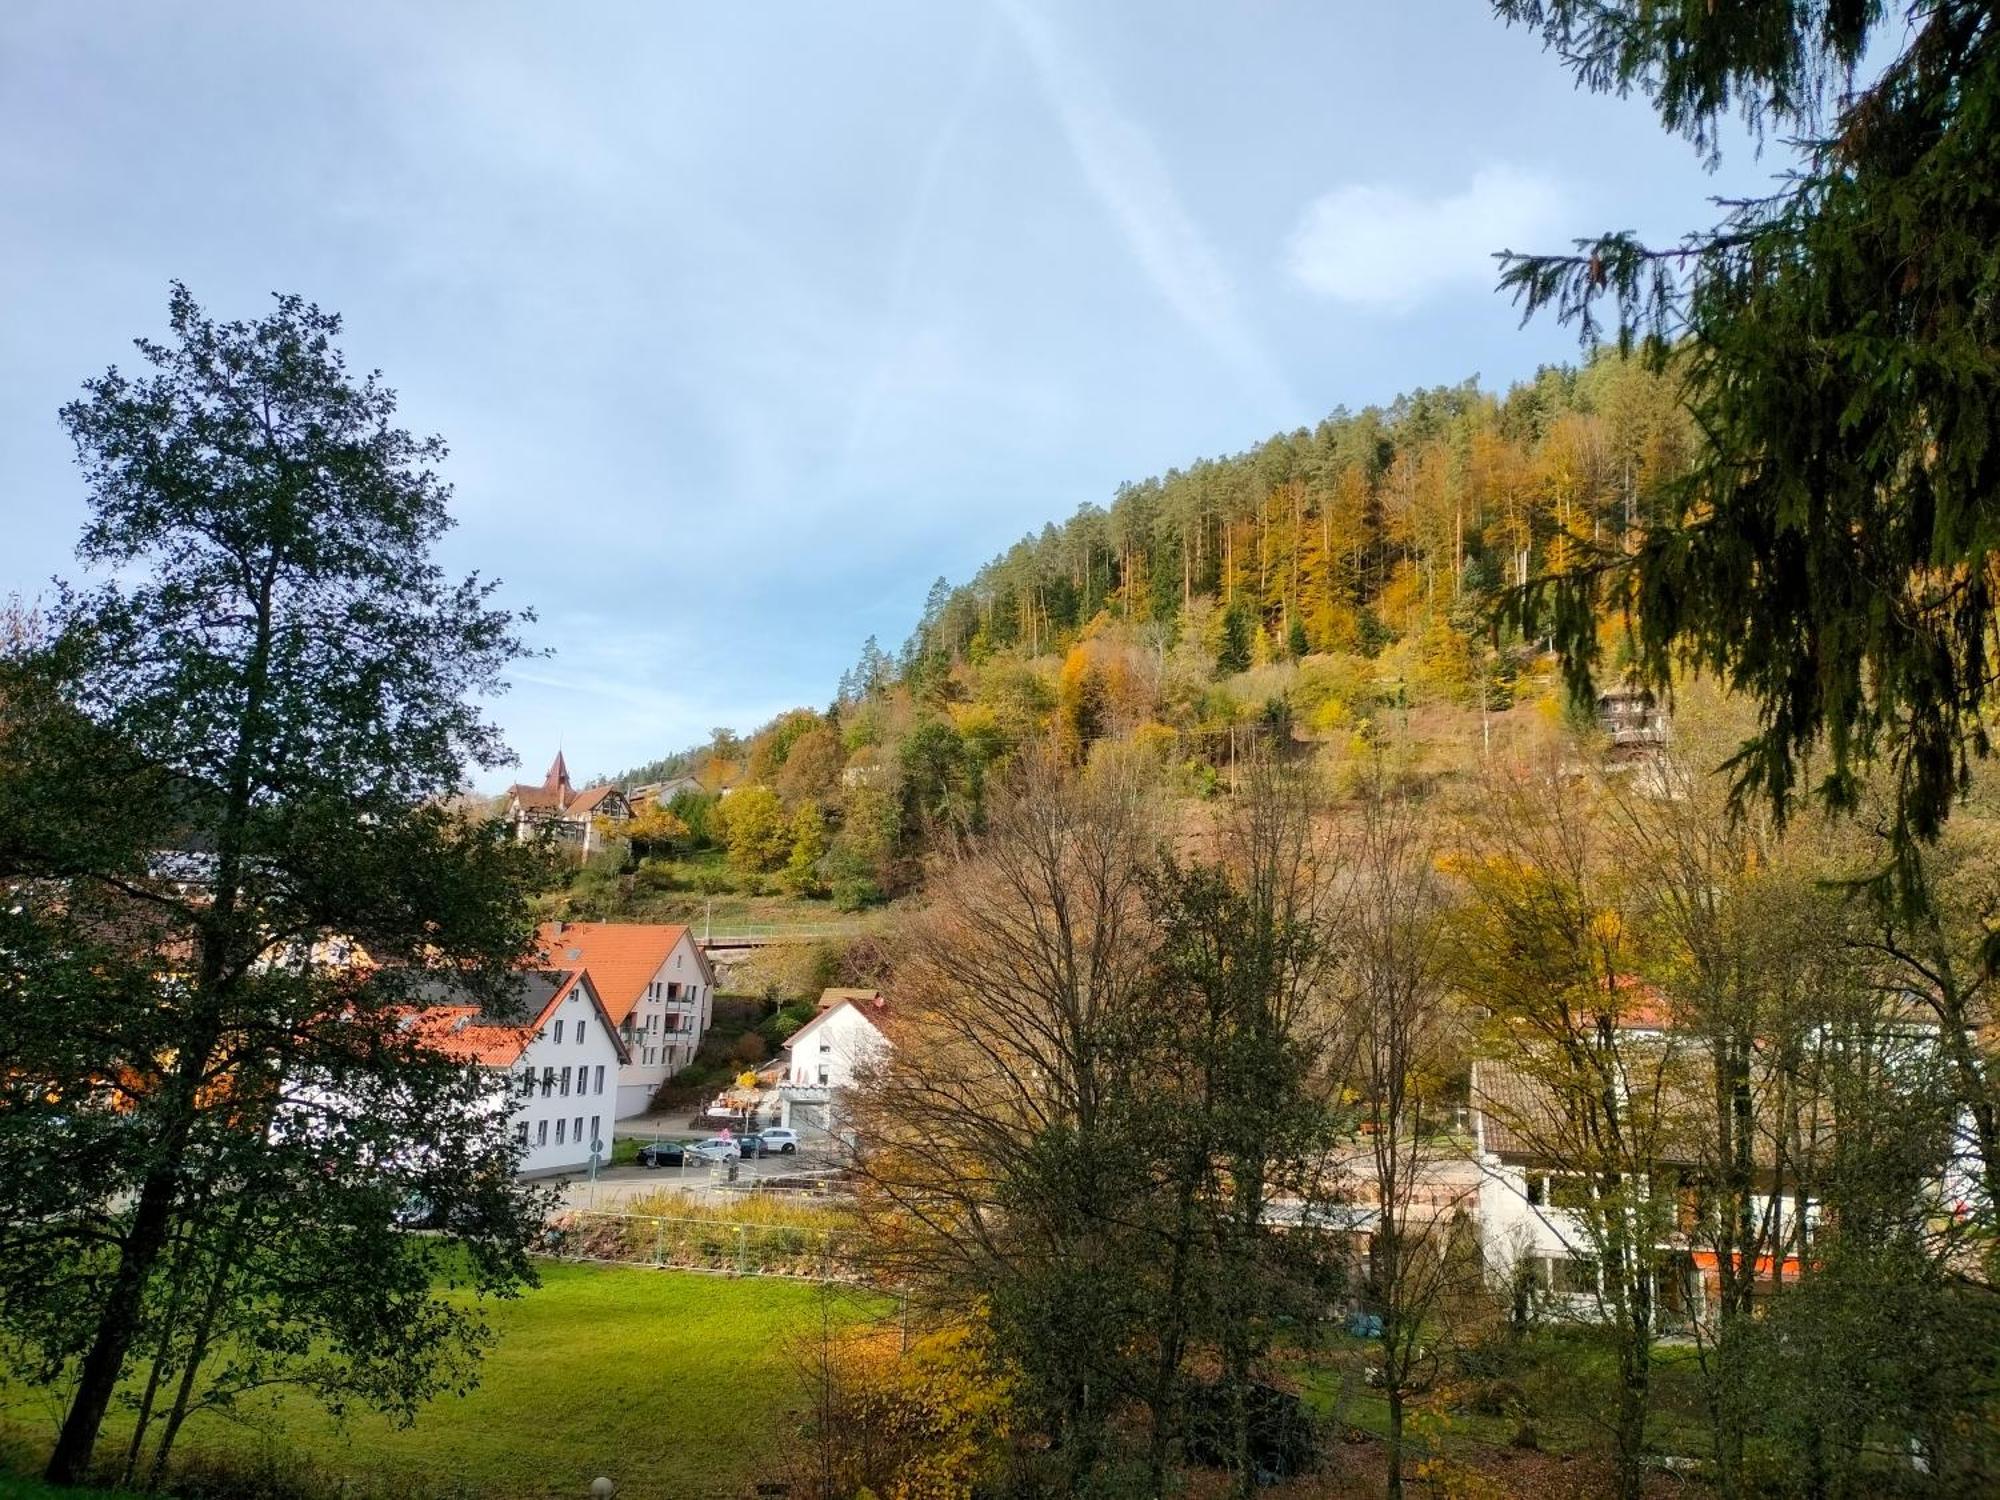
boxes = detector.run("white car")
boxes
[685,1137,741,1164]
[756,1128,800,1155]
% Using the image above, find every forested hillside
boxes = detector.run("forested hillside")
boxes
[587,348,1685,916]
[900,347,1688,675]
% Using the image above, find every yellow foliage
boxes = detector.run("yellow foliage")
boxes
[622,803,689,847]
[805,1318,1013,1500]
[1308,696,1352,733]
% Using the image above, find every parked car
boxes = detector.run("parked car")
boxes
[736,1133,769,1159]
[756,1128,800,1155]
[392,1193,441,1230]
[635,1141,686,1169]
[685,1137,741,1164]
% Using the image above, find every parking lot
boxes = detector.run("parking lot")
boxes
[557,1150,842,1212]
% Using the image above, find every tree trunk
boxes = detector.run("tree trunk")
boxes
[47,1160,178,1485]
[1386,1384,1406,1500]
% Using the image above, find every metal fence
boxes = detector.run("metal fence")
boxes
[547,1209,862,1282]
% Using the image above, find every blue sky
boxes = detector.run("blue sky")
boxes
[0,1,1782,787]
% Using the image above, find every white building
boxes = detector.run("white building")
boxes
[777,988,891,1141]
[407,967,628,1176]
[536,921,715,1118]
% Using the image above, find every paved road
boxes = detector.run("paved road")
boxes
[556,1153,842,1213]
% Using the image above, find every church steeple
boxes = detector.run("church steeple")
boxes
[544,751,573,807]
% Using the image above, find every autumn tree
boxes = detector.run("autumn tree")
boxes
[1452,767,1683,1500]
[849,755,1160,1490]
[782,804,829,898]
[718,784,791,873]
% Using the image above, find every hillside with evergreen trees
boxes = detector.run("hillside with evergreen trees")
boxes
[568,349,1684,921]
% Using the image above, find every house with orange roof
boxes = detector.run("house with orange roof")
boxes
[406,967,629,1176]
[506,752,632,857]
[536,920,715,1117]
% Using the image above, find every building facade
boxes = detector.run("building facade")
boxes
[536,920,715,1118]
[506,752,632,856]
[777,988,890,1141]
[410,968,628,1177]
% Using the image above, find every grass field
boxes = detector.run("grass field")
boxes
[0,1263,885,1500]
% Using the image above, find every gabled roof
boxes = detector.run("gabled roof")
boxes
[783,989,890,1054]
[534,921,711,1027]
[565,784,629,818]
[817,987,885,1011]
[404,968,630,1068]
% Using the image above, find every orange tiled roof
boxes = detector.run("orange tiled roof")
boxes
[533,921,706,1028]
[565,784,625,816]
[402,968,630,1067]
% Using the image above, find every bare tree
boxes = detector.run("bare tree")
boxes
[848,752,1160,1488]
[1342,781,1471,1500]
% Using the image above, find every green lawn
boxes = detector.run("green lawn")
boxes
[1,1263,883,1500]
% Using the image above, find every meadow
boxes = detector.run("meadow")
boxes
[0,1263,885,1500]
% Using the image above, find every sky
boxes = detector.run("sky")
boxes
[0,1,1786,788]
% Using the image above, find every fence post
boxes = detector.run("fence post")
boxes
[653,1217,664,1266]
[736,1223,748,1276]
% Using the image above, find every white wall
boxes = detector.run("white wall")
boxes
[778,1003,888,1141]
[506,987,624,1175]
[786,1003,886,1090]
[611,930,713,1119]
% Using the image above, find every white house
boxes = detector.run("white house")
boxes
[410,968,628,1177]
[1471,1049,1817,1329]
[777,988,891,1141]
[536,921,715,1118]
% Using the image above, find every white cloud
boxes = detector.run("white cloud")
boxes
[1284,165,1568,310]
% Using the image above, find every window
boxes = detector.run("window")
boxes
[542,1067,555,1098]
[589,1115,600,1147]
[553,1019,565,1044]
[577,1022,586,1045]
[594,1065,605,1094]
[817,1065,829,1085]
[667,981,680,1000]
[536,1120,548,1147]
[1525,1174,1546,1208]
[819,1040,833,1053]
[1549,1255,1599,1297]
[560,1066,572,1097]
[1549,1176,1594,1213]
[574,1115,584,1142]
[519,1070,535,1099]
[514,1122,528,1144]
[556,1119,566,1144]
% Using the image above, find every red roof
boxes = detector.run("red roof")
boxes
[565,784,624,816]
[404,968,624,1067]
[534,921,708,1028]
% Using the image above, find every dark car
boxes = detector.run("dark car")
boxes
[736,1133,769,1159]
[635,1141,687,1169]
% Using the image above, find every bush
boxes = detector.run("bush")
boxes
[1181,1380,1320,1478]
